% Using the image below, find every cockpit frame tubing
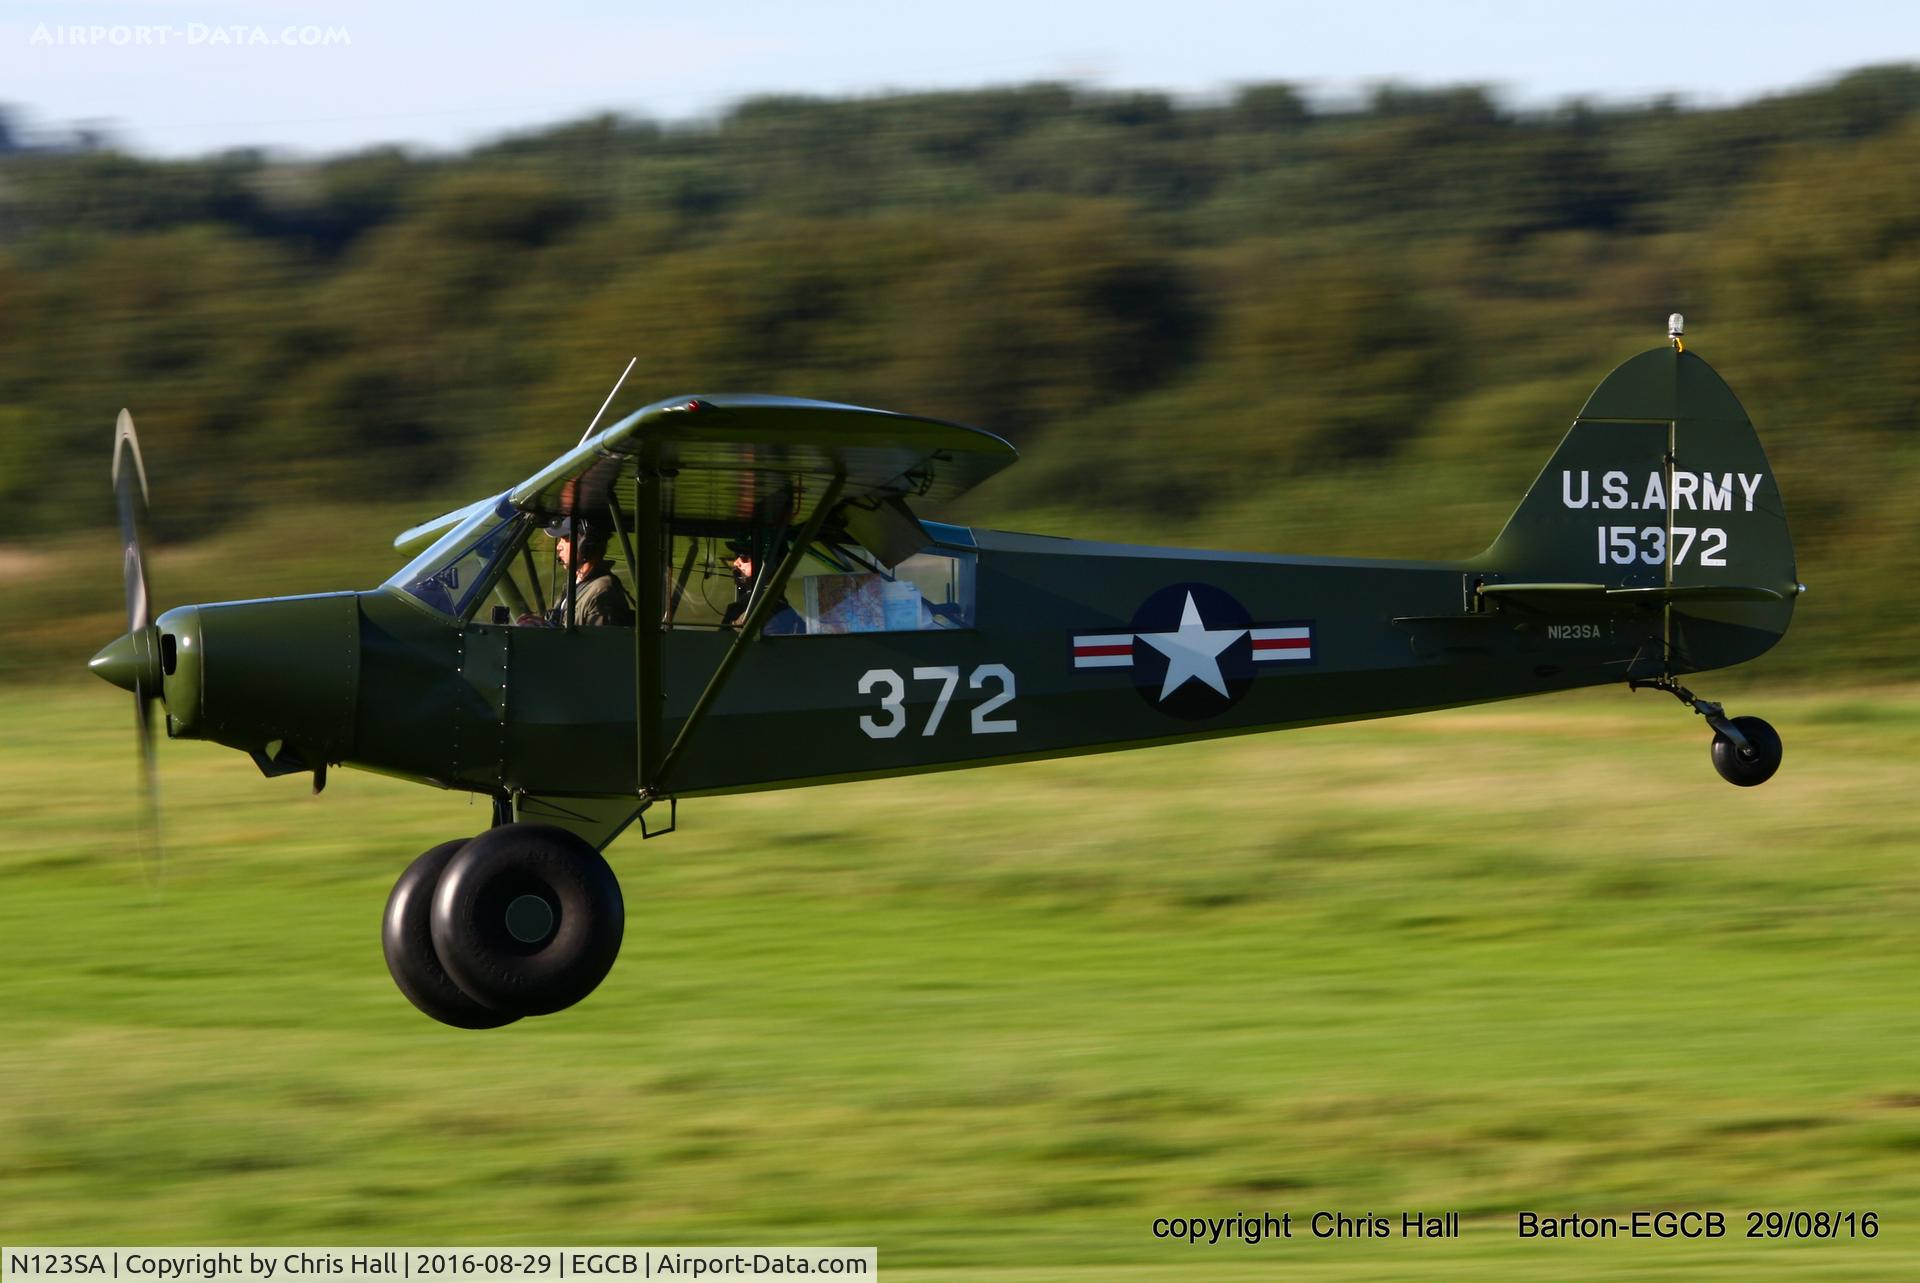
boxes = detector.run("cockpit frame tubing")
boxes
[645,472,845,799]
[563,514,579,630]
[519,543,547,615]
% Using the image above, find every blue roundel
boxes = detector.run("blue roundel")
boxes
[1126,582,1255,720]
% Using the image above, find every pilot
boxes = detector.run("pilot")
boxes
[519,518,634,627]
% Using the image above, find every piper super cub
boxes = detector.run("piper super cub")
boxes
[91,318,1800,1027]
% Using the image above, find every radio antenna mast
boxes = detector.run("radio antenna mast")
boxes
[578,356,638,445]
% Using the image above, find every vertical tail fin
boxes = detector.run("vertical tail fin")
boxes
[1476,344,1797,672]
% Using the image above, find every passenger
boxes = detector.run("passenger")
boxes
[720,539,804,635]
[720,541,755,628]
[519,518,634,627]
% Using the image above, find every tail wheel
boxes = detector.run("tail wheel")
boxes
[431,823,625,1017]
[382,839,520,1029]
[1711,715,1783,787]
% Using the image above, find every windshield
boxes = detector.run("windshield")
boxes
[385,496,532,619]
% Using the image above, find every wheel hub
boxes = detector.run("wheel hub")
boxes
[505,893,556,944]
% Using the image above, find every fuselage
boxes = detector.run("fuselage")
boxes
[145,523,1754,805]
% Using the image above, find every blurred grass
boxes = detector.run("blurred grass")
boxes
[3,682,1919,1278]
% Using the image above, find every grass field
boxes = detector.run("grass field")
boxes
[3,680,1918,1278]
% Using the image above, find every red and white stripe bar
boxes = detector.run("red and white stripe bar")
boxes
[1072,633,1135,668]
[1249,625,1312,661]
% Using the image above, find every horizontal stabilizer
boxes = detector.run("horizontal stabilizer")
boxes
[1605,584,1788,605]
[1479,582,1787,613]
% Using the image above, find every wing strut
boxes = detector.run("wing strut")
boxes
[644,473,846,801]
[629,454,665,787]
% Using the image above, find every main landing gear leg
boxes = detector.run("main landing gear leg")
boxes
[1630,677,1783,787]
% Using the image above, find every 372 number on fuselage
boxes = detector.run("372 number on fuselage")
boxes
[857,664,1018,739]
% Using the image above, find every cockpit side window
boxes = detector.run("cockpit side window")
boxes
[798,542,975,633]
[659,524,975,633]
[524,511,638,628]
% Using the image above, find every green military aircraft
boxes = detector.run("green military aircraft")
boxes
[92,319,1800,1027]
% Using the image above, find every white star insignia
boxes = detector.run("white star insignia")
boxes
[1137,591,1245,701]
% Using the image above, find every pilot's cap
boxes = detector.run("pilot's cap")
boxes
[724,539,753,558]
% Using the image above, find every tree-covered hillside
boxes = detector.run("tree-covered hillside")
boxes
[3,68,1916,673]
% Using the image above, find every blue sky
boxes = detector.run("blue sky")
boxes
[5,1,1915,156]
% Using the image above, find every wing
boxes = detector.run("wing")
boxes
[508,394,1017,525]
